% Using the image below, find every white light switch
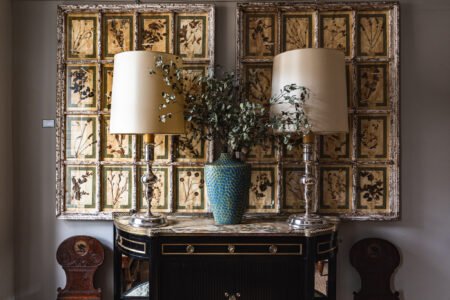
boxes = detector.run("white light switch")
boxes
[42,119,55,128]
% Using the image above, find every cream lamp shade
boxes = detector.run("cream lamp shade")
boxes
[271,48,348,134]
[110,51,185,135]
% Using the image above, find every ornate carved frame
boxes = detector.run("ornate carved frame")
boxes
[56,4,215,219]
[236,2,400,221]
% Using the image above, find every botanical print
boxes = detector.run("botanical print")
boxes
[249,167,276,211]
[247,140,274,161]
[66,166,96,210]
[103,15,133,58]
[67,15,97,59]
[319,167,350,210]
[66,116,97,160]
[101,65,113,111]
[357,64,387,107]
[357,167,387,210]
[175,168,205,212]
[282,15,312,51]
[246,14,275,56]
[139,135,169,161]
[283,168,305,210]
[58,6,217,218]
[102,117,132,160]
[176,126,205,161]
[140,15,170,52]
[67,66,96,110]
[139,167,168,211]
[181,65,206,95]
[358,115,387,159]
[176,15,207,58]
[358,14,387,56]
[320,133,349,159]
[320,14,350,55]
[102,166,132,210]
[246,65,272,105]
[284,142,303,160]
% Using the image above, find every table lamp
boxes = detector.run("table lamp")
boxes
[110,51,185,227]
[271,48,348,228]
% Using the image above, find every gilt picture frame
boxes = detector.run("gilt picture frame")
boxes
[56,4,215,219]
[237,2,400,221]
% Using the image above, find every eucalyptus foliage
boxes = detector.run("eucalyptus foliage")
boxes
[152,55,310,156]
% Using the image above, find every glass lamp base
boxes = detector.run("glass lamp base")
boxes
[287,214,328,229]
[129,213,168,227]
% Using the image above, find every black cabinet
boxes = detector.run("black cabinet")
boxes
[114,217,337,300]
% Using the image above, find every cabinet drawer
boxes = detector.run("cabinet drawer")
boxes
[117,235,146,255]
[162,243,302,255]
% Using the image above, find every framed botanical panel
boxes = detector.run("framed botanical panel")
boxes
[282,13,314,51]
[56,4,215,219]
[237,2,399,221]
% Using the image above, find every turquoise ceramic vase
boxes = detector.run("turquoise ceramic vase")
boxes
[205,153,251,225]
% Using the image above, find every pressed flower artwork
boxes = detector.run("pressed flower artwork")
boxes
[138,135,169,161]
[357,167,387,210]
[57,5,215,218]
[140,15,170,52]
[357,64,388,108]
[66,166,96,210]
[357,115,388,159]
[102,166,132,211]
[139,167,169,212]
[319,166,350,211]
[67,15,97,59]
[175,168,206,212]
[181,65,207,95]
[245,64,272,105]
[249,167,276,212]
[101,65,114,111]
[282,168,305,211]
[102,117,132,160]
[176,15,207,58]
[237,3,399,220]
[320,14,350,56]
[176,127,206,162]
[103,15,133,58]
[66,65,97,110]
[66,116,97,160]
[320,133,350,159]
[357,13,388,56]
[247,140,275,161]
[245,14,275,56]
[282,14,312,51]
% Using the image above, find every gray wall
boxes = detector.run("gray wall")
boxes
[0,0,15,298]
[11,0,450,299]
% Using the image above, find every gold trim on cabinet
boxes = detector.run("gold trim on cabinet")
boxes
[317,240,336,255]
[161,243,303,256]
[117,235,147,255]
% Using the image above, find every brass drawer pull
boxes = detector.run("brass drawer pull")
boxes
[186,244,195,254]
[117,236,146,255]
[269,244,278,254]
[228,245,235,253]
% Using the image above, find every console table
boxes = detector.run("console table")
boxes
[114,216,338,300]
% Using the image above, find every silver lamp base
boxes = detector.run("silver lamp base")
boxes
[129,213,168,227]
[287,214,328,229]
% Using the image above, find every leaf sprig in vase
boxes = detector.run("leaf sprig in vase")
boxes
[152,55,310,224]
[152,55,311,156]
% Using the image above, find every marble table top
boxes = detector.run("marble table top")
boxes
[114,215,338,237]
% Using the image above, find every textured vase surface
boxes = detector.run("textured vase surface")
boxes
[205,153,251,225]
